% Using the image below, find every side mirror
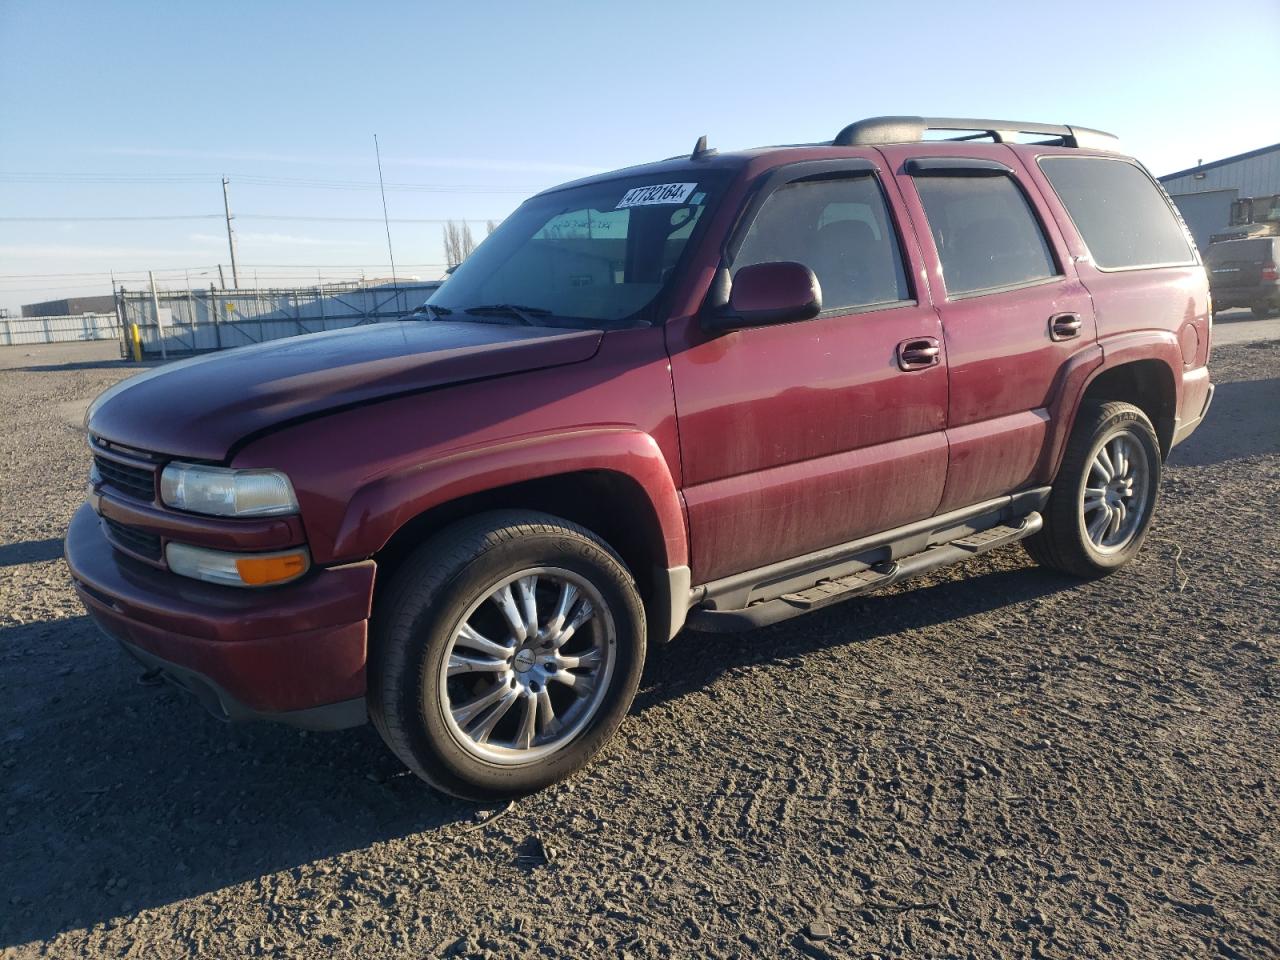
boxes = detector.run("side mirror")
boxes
[703,261,822,333]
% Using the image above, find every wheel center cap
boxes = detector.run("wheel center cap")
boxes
[513,648,536,673]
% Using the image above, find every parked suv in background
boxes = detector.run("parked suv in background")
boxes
[1206,236,1280,318]
[66,116,1213,799]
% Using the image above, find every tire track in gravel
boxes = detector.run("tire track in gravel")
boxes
[1,338,1277,959]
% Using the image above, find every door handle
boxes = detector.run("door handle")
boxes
[897,337,941,371]
[1049,312,1082,341]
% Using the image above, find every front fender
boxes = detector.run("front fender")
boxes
[332,427,688,569]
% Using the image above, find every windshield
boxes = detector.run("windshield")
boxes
[427,173,727,328]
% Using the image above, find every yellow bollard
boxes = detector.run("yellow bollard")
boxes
[130,323,143,363]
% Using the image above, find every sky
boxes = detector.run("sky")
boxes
[0,0,1276,314]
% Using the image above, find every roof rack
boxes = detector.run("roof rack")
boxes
[832,116,1118,150]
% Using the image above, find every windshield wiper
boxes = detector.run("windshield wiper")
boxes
[462,303,553,326]
[407,303,452,321]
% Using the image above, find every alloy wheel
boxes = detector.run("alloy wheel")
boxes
[1080,431,1151,553]
[437,567,616,765]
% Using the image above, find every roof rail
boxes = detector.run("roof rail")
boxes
[832,116,1118,150]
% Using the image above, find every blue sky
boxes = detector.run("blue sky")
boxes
[1,0,1276,312]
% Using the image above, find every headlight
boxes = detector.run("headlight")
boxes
[166,542,310,587]
[160,462,298,518]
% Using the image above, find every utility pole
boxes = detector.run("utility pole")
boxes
[221,177,240,289]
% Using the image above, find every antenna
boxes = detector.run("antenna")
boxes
[373,134,399,301]
[691,134,716,160]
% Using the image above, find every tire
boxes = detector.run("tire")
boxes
[1252,303,1273,319]
[1024,401,1162,578]
[368,510,646,800]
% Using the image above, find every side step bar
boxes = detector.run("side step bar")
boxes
[686,512,1043,632]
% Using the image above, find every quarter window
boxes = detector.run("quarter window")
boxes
[1039,156,1195,269]
[733,175,910,312]
[913,174,1059,297]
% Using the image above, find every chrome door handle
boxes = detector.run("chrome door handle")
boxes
[1049,313,1082,341]
[897,337,941,371]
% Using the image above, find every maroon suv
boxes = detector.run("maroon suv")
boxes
[66,116,1213,798]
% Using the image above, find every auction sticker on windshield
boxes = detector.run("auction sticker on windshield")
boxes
[616,183,697,208]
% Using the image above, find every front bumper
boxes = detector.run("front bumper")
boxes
[64,504,375,729]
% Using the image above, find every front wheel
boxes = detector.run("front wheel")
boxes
[1024,401,1162,578]
[369,511,646,800]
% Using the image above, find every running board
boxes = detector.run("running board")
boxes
[686,512,1042,632]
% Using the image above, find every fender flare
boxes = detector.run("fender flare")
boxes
[1040,332,1182,477]
[331,427,688,570]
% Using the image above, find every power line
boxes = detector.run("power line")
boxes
[0,214,222,222]
[0,262,448,280]
[238,214,502,223]
[1,213,503,223]
[0,171,539,193]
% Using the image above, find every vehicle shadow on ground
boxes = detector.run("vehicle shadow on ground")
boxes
[0,537,64,567]
[637,562,1078,712]
[1169,375,1279,468]
[0,615,475,948]
[3,562,1071,946]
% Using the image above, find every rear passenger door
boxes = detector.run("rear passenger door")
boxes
[881,146,1098,513]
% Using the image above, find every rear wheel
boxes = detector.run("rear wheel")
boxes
[1252,303,1274,319]
[1024,401,1162,578]
[369,511,646,800]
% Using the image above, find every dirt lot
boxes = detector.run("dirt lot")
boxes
[2,330,1277,959]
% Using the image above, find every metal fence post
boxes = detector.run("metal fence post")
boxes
[148,270,167,360]
[115,286,129,359]
[210,284,222,350]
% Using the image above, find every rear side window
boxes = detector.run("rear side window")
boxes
[1039,156,1195,269]
[732,175,910,312]
[912,175,1059,297]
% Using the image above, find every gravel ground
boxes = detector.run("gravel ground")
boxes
[2,335,1277,959]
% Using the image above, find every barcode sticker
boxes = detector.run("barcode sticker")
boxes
[616,183,697,208]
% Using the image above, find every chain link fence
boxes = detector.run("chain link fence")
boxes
[117,282,440,358]
[0,313,121,346]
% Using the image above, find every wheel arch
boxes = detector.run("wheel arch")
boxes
[339,428,690,645]
[1079,358,1178,457]
[372,468,672,615]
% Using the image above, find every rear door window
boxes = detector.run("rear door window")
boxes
[912,174,1059,297]
[1039,156,1195,269]
[732,175,910,312]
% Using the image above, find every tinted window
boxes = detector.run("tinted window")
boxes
[1040,157,1195,269]
[913,175,1059,296]
[733,175,909,311]
[1206,238,1274,265]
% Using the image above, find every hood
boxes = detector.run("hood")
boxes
[88,321,602,461]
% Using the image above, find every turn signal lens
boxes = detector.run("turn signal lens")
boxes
[234,551,309,586]
[166,542,310,588]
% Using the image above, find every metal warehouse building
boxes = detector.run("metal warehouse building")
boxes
[1159,143,1280,251]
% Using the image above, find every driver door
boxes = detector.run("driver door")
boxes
[667,161,949,584]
